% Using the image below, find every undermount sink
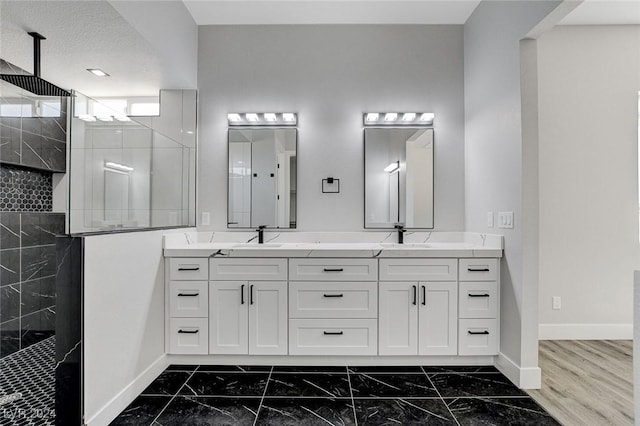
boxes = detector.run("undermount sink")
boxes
[233,243,283,248]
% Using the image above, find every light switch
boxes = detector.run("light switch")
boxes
[498,212,514,229]
[487,212,494,228]
[201,212,210,226]
[552,296,561,310]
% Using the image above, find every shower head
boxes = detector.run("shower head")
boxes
[0,32,71,97]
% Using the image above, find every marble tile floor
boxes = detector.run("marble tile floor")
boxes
[111,365,560,425]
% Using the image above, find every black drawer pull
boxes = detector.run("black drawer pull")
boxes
[178,266,200,271]
[323,331,344,335]
[241,284,245,304]
[177,292,199,297]
[412,285,417,305]
[178,329,199,334]
[323,268,344,272]
[467,267,490,272]
[468,293,490,298]
[468,330,490,335]
[323,294,344,298]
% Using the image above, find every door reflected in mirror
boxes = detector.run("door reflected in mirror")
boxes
[228,128,297,228]
[364,128,434,229]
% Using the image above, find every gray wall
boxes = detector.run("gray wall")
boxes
[464,1,560,375]
[197,25,465,231]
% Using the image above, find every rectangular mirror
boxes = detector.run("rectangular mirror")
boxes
[228,128,297,228]
[364,128,434,228]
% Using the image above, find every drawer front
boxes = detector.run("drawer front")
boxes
[169,318,209,355]
[289,259,378,281]
[458,319,498,356]
[379,259,457,282]
[459,282,498,319]
[459,259,498,281]
[169,258,209,281]
[289,282,377,319]
[210,258,287,281]
[289,319,377,355]
[169,281,209,318]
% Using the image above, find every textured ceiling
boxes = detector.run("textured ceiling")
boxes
[0,1,169,97]
[183,0,483,25]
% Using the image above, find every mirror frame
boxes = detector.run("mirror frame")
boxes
[227,126,298,229]
[363,126,435,230]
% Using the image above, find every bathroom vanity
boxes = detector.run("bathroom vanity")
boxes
[163,232,502,366]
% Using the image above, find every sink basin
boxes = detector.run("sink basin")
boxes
[233,243,283,248]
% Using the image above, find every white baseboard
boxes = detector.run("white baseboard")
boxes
[496,352,541,390]
[539,323,633,340]
[86,354,169,426]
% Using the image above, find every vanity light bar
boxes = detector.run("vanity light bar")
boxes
[384,161,400,174]
[227,112,297,126]
[364,112,435,126]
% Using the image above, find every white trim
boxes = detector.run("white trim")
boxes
[539,324,633,340]
[86,354,169,426]
[496,352,541,390]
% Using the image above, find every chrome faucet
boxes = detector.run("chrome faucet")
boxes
[257,225,267,244]
[394,223,405,244]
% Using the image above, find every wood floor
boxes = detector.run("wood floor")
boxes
[528,340,634,426]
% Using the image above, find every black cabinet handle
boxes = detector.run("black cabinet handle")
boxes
[422,286,426,306]
[323,268,344,272]
[178,329,199,334]
[241,284,245,304]
[412,285,417,305]
[323,294,344,298]
[250,284,254,305]
[468,293,490,298]
[323,331,344,335]
[467,267,490,272]
[468,330,490,335]
[177,292,199,297]
[178,266,200,271]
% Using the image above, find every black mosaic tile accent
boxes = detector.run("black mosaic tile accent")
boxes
[112,365,559,426]
[0,165,53,212]
[0,336,55,425]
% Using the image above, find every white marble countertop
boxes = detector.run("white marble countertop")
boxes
[163,231,503,258]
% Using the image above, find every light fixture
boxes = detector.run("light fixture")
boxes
[419,113,435,122]
[245,113,259,122]
[104,161,134,172]
[114,115,131,122]
[384,161,400,174]
[384,113,398,122]
[402,113,416,121]
[228,113,242,122]
[264,113,277,121]
[78,114,96,122]
[365,113,379,122]
[283,113,296,122]
[87,68,109,77]
[97,116,114,122]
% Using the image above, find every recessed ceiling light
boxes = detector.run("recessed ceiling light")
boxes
[365,113,379,122]
[245,113,259,122]
[402,113,416,121]
[384,113,398,122]
[87,68,109,77]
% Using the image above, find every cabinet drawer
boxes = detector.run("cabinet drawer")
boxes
[459,282,498,319]
[210,258,287,281]
[458,319,498,356]
[289,319,377,355]
[169,281,208,317]
[169,318,208,355]
[289,282,377,319]
[169,258,208,280]
[289,259,377,281]
[379,259,457,281]
[459,259,498,281]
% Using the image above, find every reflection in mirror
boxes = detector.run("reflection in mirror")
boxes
[364,128,434,228]
[228,128,297,228]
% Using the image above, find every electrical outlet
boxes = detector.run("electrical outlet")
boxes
[498,212,514,229]
[487,212,494,228]
[552,296,561,310]
[201,211,210,226]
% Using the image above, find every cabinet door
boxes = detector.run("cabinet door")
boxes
[418,282,458,355]
[209,281,248,354]
[248,281,288,355]
[379,282,418,355]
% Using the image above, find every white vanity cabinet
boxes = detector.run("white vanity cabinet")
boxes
[378,259,459,356]
[209,258,288,355]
